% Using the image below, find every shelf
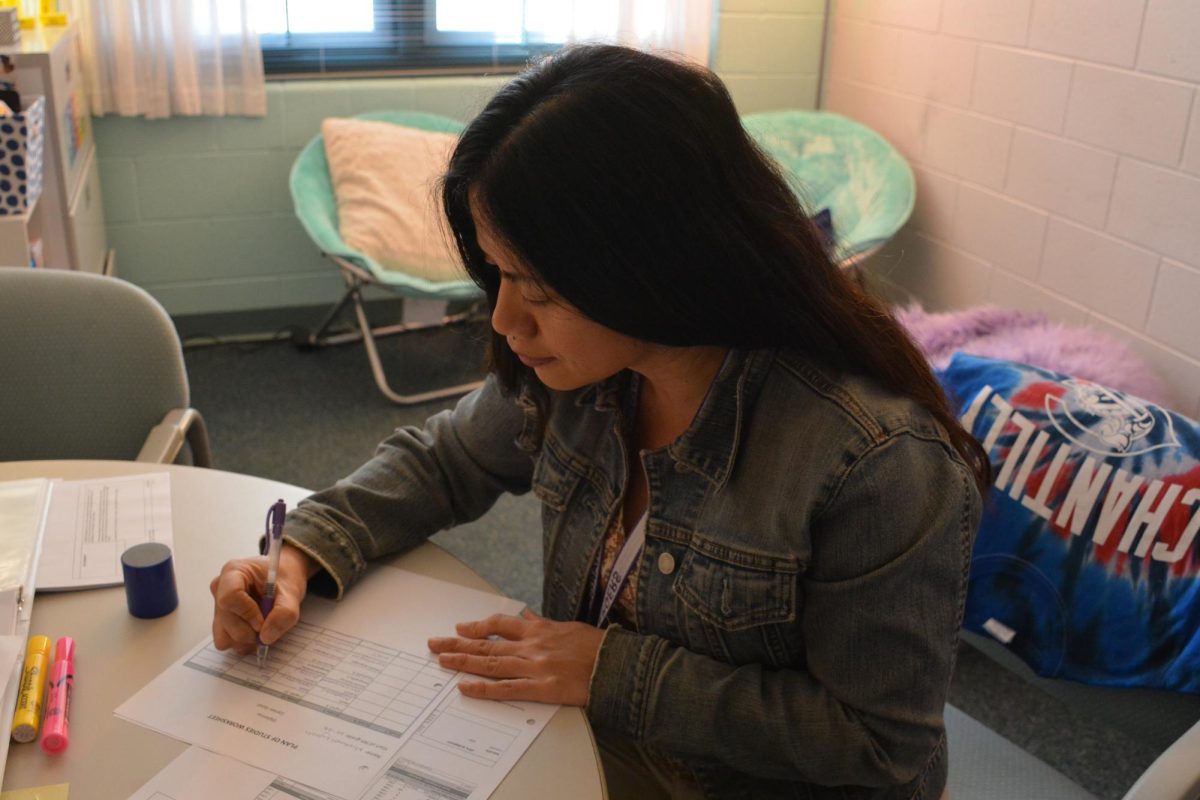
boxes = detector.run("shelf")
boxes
[0,23,70,57]
[0,197,37,225]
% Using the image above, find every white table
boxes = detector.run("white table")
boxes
[0,461,606,800]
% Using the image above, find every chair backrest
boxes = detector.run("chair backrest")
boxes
[0,268,190,461]
[742,110,916,263]
[288,110,482,301]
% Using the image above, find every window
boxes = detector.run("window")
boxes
[256,0,572,76]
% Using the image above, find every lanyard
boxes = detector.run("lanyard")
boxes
[594,511,647,626]
[591,374,648,626]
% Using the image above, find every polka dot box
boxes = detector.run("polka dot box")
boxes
[0,94,44,216]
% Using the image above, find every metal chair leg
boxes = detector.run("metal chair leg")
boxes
[349,287,484,405]
[300,257,486,405]
[304,284,359,346]
[303,257,485,346]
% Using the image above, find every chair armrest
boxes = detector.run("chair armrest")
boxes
[136,408,213,467]
[1122,717,1200,800]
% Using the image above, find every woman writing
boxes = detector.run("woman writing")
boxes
[211,44,987,799]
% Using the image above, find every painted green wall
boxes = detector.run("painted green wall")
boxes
[96,1,825,320]
[715,0,825,113]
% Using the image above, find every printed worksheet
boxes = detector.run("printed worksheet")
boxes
[138,685,557,800]
[370,682,553,800]
[35,472,172,590]
[128,746,339,800]
[117,567,558,800]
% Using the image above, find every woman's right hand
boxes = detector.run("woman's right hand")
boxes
[210,543,316,654]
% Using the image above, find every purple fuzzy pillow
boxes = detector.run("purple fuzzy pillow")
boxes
[895,303,1170,408]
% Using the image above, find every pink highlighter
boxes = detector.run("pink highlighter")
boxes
[40,637,73,755]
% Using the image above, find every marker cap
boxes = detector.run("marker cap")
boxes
[121,542,179,619]
[24,635,50,660]
[53,636,74,666]
[40,730,68,753]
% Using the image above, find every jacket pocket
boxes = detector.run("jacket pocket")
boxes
[531,435,586,511]
[531,434,594,602]
[672,534,799,631]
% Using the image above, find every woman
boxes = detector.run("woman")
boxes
[211,45,988,799]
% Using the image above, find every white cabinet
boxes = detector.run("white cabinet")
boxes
[1,23,109,272]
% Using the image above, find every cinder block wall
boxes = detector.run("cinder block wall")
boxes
[714,0,826,112]
[96,77,508,317]
[823,0,1200,416]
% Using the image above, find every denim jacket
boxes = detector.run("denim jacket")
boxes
[285,348,981,799]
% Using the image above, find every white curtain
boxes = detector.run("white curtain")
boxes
[69,0,265,119]
[555,0,714,66]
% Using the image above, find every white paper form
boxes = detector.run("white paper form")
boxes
[137,685,560,800]
[137,689,554,800]
[35,472,172,591]
[372,686,556,800]
[117,568,558,800]
[128,746,341,800]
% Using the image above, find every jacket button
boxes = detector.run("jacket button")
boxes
[657,552,676,575]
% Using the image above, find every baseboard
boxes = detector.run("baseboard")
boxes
[173,297,408,344]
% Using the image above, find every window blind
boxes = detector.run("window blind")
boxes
[257,0,571,77]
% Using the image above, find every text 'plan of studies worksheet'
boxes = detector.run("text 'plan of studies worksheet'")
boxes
[116,567,560,800]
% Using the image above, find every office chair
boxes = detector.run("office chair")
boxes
[289,110,486,406]
[742,110,916,269]
[946,631,1200,799]
[0,268,212,466]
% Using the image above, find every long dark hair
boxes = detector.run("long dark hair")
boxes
[441,44,990,492]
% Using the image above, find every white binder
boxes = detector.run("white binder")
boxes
[0,479,50,778]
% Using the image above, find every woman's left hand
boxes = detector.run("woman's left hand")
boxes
[428,609,605,706]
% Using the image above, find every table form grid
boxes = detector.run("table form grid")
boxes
[185,622,456,738]
[367,758,475,800]
[257,777,341,800]
[412,702,521,768]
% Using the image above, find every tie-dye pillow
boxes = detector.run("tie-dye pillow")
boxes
[939,353,1200,692]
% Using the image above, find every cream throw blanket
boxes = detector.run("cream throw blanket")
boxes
[321,117,464,283]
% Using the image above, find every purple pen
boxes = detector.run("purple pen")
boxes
[257,499,286,668]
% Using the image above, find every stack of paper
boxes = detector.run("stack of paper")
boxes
[35,472,173,591]
[0,472,172,780]
[0,472,174,595]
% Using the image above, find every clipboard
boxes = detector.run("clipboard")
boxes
[0,479,50,780]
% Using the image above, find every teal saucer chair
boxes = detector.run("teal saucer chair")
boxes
[742,110,915,268]
[290,110,486,405]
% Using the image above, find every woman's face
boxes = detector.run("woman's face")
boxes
[472,205,650,392]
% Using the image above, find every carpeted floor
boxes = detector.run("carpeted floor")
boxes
[183,322,1163,799]
[182,318,547,612]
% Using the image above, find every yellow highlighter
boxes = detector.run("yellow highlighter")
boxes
[11,635,51,743]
